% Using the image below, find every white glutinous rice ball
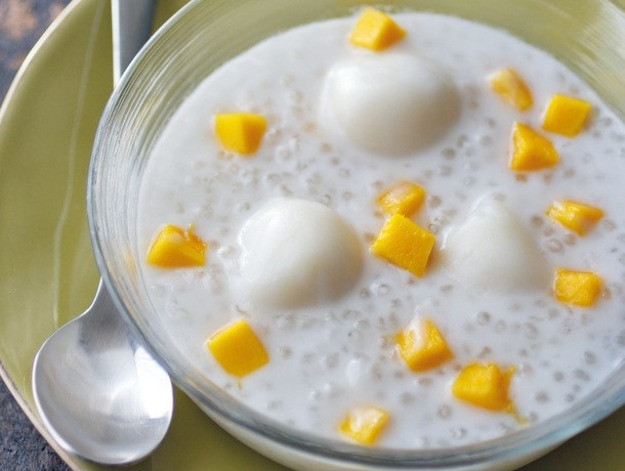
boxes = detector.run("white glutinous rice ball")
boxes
[323,53,460,155]
[441,196,550,292]
[238,198,363,308]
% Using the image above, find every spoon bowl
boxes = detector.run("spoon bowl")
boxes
[32,281,173,465]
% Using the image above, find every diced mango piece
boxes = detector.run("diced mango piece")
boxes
[377,181,426,217]
[546,200,604,236]
[396,318,453,372]
[554,268,603,308]
[215,113,267,155]
[207,320,269,377]
[370,213,435,277]
[488,68,533,111]
[339,406,390,445]
[452,363,516,413]
[146,224,207,268]
[509,122,559,171]
[349,8,406,51]
[542,94,592,137]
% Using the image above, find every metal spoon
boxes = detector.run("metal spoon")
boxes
[32,0,172,465]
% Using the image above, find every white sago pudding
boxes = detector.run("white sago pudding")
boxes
[137,8,625,450]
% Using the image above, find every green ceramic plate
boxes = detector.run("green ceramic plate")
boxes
[0,0,624,469]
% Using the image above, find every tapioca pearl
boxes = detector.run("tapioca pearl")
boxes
[462,322,476,335]
[278,346,293,359]
[476,311,491,325]
[455,134,469,148]
[479,134,493,147]
[440,284,453,294]
[278,184,293,196]
[233,200,252,212]
[450,427,468,440]
[441,147,456,159]
[338,167,350,178]
[574,369,591,382]
[477,347,492,359]
[301,351,317,365]
[495,321,507,333]
[375,317,388,330]
[545,238,564,253]
[563,167,576,178]
[274,145,292,163]
[523,323,539,340]
[530,215,544,229]
[400,392,415,405]
[410,376,433,389]
[320,353,339,370]
[389,298,402,310]
[524,412,540,425]
[264,172,282,187]
[584,351,597,365]
[542,225,555,237]
[274,312,297,331]
[428,195,442,209]
[534,391,550,404]
[305,183,319,197]
[428,217,444,234]
[563,233,577,246]
[422,169,434,179]
[603,219,617,231]
[387,313,402,330]
[313,193,331,207]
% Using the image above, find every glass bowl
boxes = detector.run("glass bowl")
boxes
[88,0,625,469]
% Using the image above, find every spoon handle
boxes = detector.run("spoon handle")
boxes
[111,0,157,85]
[76,280,134,352]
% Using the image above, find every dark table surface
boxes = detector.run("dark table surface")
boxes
[1,1,72,469]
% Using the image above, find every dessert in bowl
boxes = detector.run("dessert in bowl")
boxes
[89,0,625,469]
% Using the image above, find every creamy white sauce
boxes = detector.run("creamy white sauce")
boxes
[137,12,625,448]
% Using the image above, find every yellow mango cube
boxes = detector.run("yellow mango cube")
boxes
[546,200,604,236]
[349,8,406,51]
[207,320,269,377]
[370,214,436,277]
[215,113,267,155]
[396,318,453,372]
[452,363,515,412]
[509,122,559,171]
[554,269,603,308]
[339,406,390,445]
[542,94,592,137]
[488,68,533,111]
[146,225,207,268]
[377,181,426,217]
